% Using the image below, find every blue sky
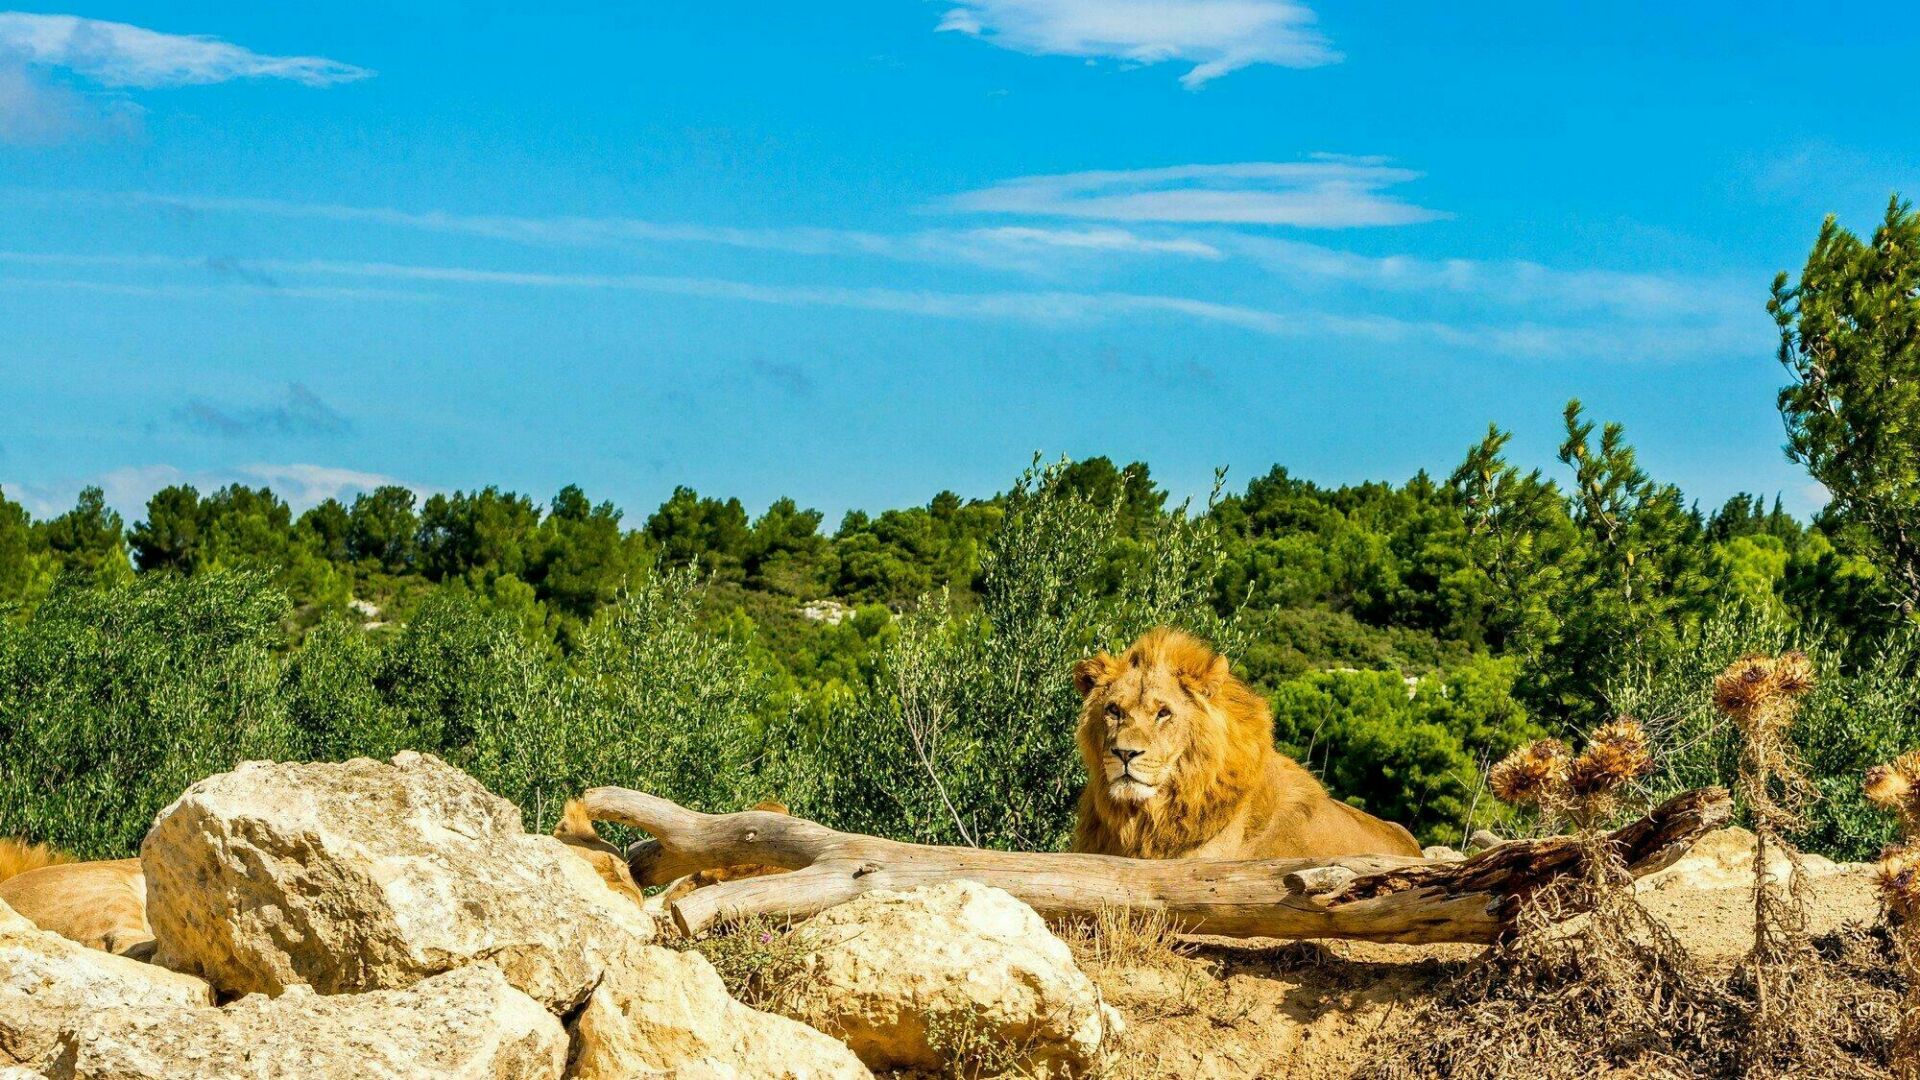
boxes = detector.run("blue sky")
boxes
[2,2,1916,524]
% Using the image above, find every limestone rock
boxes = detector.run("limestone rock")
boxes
[1638,827,1844,893]
[1465,828,1505,853]
[569,944,869,1080]
[0,898,209,1071]
[782,881,1120,1075]
[45,964,564,1080]
[143,752,652,1011]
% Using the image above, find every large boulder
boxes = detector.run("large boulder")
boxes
[43,964,565,1080]
[568,945,870,1080]
[0,898,209,1071]
[780,881,1120,1075]
[143,752,653,1011]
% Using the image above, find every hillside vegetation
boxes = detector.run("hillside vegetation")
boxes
[6,200,1920,865]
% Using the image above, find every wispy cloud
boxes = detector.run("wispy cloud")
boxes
[27,190,1221,274]
[0,54,134,143]
[946,158,1444,227]
[0,13,371,88]
[936,0,1337,88]
[1222,235,1752,321]
[0,13,369,144]
[175,383,351,439]
[0,247,1764,361]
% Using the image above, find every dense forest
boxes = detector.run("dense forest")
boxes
[6,201,1920,866]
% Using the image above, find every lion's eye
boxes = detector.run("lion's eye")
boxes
[1155,706,1172,722]
[1105,704,1124,721]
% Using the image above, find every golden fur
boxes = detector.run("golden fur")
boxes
[0,837,75,883]
[0,854,153,956]
[553,799,649,909]
[1071,628,1421,860]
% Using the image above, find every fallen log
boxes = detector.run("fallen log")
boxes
[582,785,1730,944]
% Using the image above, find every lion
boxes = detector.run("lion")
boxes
[0,840,152,956]
[1072,627,1421,860]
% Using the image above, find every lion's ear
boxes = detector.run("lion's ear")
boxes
[1072,653,1118,698]
[1181,654,1232,699]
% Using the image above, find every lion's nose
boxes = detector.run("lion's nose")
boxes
[1112,748,1143,767]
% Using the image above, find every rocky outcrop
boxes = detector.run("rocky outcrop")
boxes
[568,945,870,1080]
[143,752,653,1012]
[0,898,209,1071]
[44,965,565,1080]
[781,880,1120,1075]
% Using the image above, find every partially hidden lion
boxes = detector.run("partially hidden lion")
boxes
[553,798,650,909]
[1072,627,1421,860]
[552,798,791,911]
[0,839,152,956]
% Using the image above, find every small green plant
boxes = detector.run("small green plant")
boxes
[924,1005,1031,1080]
[670,915,813,1015]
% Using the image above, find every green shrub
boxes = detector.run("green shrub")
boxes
[0,572,295,858]
[1609,603,1920,861]
[1269,655,1540,844]
[284,566,770,831]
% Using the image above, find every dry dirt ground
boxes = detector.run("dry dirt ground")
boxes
[1064,829,1888,1080]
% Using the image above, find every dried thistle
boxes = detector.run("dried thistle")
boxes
[1568,719,1654,798]
[1878,840,1920,922]
[1712,653,1776,717]
[1489,739,1571,808]
[1865,750,1920,832]
[1771,649,1815,698]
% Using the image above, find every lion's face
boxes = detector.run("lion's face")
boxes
[1074,648,1226,806]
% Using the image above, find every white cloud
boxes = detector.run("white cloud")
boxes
[0,13,371,88]
[936,0,1337,87]
[946,158,1444,227]
[0,13,367,144]
[238,463,401,508]
[0,57,135,143]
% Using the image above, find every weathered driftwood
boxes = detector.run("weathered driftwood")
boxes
[582,785,1730,943]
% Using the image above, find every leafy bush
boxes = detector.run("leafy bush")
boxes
[284,566,770,831]
[1269,655,1541,844]
[0,573,295,858]
[777,459,1233,851]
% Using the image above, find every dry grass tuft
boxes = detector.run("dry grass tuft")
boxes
[1058,905,1191,972]
[668,913,817,1016]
